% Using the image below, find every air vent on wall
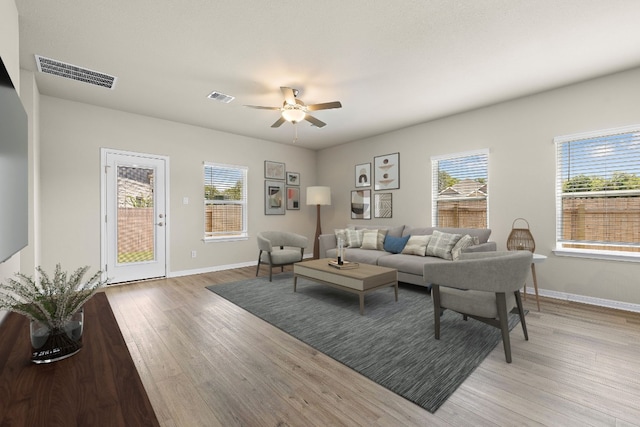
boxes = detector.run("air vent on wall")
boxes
[35,55,117,89]
[207,91,235,103]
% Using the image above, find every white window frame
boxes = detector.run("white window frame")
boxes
[431,149,489,228]
[554,124,640,262]
[203,162,248,242]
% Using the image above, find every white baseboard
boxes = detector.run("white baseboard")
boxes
[524,287,640,313]
[168,254,314,279]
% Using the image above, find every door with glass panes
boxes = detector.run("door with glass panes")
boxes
[102,149,167,283]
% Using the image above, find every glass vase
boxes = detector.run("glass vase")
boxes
[30,308,84,364]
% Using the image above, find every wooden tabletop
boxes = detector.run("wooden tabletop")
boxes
[0,292,160,426]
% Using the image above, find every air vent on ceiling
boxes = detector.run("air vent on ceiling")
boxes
[35,55,117,89]
[207,91,235,103]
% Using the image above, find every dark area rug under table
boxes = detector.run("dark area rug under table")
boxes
[206,272,522,413]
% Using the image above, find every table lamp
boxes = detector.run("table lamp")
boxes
[307,186,331,259]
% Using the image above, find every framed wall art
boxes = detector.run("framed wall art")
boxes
[374,153,400,190]
[374,193,392,218]
[286,187,300,210]
[355,163,371,188]
[264,161,285,180]
[286,171,300,186]
[264,180,285,215]
[350,189,371,220]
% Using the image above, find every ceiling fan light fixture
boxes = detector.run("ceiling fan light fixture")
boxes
[281,108,306,123]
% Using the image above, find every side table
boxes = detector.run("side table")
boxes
[524,253,546,311]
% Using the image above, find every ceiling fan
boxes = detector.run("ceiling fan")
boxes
[245,86,342,128]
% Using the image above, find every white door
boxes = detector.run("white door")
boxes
[101,149,168,283]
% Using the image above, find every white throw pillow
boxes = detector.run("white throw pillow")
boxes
[401,235,431,256]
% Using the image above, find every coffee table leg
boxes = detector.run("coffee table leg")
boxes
[293,275,297,292]
[359,294,365,315]
[394,281,398,302]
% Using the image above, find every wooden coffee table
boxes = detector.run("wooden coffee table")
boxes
[293,258,398,315]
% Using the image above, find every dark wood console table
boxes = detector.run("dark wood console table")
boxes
[0,292,160,426]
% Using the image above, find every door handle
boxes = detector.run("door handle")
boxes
[156,222,164,226]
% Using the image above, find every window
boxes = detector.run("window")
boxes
[431,149,489,228]
[204,162,248,240]
[555,125,640,259]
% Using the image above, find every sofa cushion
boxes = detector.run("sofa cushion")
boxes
[426,230,462,260]
[401,235,431,256]
[378,253,451,276]
[402,226,435,238]
[452,234,476,260]
[326,247,390,265]
[383,235,410,254]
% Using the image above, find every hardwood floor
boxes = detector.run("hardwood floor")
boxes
[105,266,640,426]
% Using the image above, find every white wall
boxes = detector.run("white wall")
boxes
[38,97,318,275]
[318,67,640,308]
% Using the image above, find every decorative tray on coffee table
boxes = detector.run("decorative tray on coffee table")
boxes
[328,260,359,270]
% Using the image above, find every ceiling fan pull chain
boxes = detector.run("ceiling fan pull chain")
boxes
[293,123,299,143]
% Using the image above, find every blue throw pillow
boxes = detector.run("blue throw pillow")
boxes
[383,235,410,254]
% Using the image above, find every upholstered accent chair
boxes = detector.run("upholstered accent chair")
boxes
[423,251,533,363]
[256,231,308,281]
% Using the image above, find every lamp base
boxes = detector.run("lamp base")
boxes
[313,204,321,259]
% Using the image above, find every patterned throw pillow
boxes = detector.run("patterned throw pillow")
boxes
[451,234,475,260]
[334,229,349,247]
[361,229,388,250]
[426,230,463,260]
[361,230,379,250]
[346,229,365,248]
[401,235,431,256]
[384,235,411,254]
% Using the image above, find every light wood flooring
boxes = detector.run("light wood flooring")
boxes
[105,266,640,426]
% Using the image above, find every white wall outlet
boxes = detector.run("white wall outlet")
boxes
[191,250,197,258]
[183,197,189,205]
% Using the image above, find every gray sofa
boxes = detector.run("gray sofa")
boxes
[318,225,496,287]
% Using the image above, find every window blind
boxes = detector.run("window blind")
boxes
[555,125,640,255]
[431,149,489,228]
[204,162,248,238]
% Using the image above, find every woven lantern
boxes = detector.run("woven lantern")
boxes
[507,218,535,252]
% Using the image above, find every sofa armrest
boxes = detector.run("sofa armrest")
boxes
[318,233,337,259]
[462,241,497,253]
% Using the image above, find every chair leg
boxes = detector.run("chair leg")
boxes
[432,285,441,340]
[514,290,528,341]
[496,293,512,363]
[256,251,262,277]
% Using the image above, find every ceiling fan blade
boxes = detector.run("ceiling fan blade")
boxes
[306,101,342,111]
[305,114,326,128]
[244,105,281,110]
[280,87,296,105]
[271,117,286,128]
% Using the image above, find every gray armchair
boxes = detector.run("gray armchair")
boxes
[423,251,533,363]
[256,231,308,281]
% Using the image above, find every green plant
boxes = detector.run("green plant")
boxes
[0,264,107,330]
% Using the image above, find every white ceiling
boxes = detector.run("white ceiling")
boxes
[15,0,640,150]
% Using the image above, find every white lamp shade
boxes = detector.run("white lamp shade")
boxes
[307,186,331,205]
